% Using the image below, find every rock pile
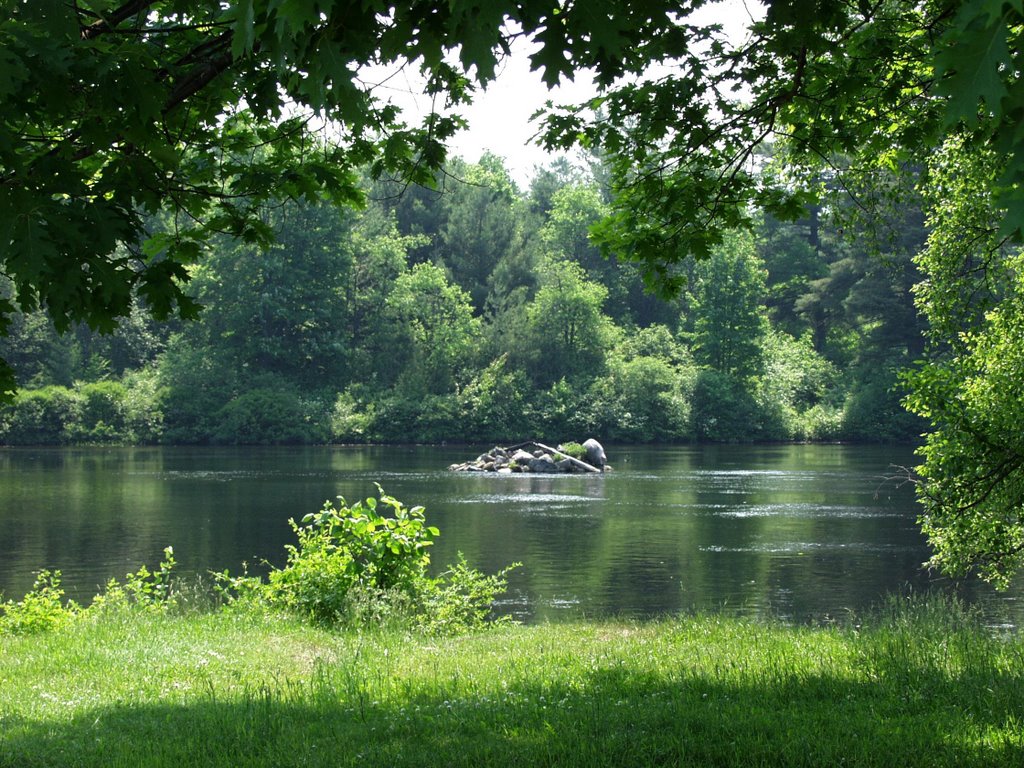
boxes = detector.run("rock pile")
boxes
[448,440,608,474]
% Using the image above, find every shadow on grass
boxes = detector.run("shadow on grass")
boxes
[2,658,1022,768]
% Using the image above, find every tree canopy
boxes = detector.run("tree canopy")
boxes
[3,1,1020,380]
[0,0,697,395]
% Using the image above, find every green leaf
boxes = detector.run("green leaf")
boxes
[935,11,1013,126]
[231,0,257,59]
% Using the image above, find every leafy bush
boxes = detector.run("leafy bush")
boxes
[615,323,690,366]
[534,378,595,441]
[418,554,520,636]
[0,377,164,445]
[157,342,236,443]
[690,369,766,442]
[90,547,179,614]
[362,394,422,443]
[589,355,694,442]
[0,386,81,444]
[1,550,182,634]
[71,380,129,443]
[843,363,925,442]
[556,441,587,460]
[264,487,439,625]
[330,389,376,443]
[795,403,845,442]
[119,368,165,443]
[368,392,462,443]
[457,355,535,442]
[3,493,513,636]
[215,488,517,634]
[213,387,329,445]
[0,571,78,634]
[409,393,463,444]
[760,330,839,411]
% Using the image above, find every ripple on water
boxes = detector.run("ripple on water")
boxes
[719,503,904,519]
[141,470,277,482]
[700,542,919,554]
[450,493,604,504]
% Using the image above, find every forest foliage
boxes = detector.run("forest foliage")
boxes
[0,154,929,447]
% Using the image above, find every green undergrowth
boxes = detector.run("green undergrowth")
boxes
[0,488,518,639]
[1,596,1022,768]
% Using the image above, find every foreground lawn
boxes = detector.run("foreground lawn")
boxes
[1,603,1022,767]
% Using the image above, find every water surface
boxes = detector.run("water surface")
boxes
[2,444,1021,625]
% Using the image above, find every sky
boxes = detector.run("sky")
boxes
[360,1,766,187]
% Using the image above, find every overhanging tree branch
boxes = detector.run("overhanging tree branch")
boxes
[81,0,158,40]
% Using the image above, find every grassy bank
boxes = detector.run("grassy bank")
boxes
[1,599,1022,767]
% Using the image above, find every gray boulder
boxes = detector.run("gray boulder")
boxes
[511,449,535,464]
[583,438,607,470]
[528,454,558,473]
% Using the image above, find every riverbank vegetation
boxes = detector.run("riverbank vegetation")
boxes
[0,487,517,639]
[0,156,928,447]
[2,593,1021,767]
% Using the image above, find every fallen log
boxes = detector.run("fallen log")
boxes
[531,441,602,473]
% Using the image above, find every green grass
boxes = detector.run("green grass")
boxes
[1,599,1022,767]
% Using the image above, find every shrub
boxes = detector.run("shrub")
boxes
[457,355,535,442]
[90,547,179,614]
[589,355,694,442]
[796,403,845,442]
[363,394,420,443]
[556,441,587,460]
[843,363,925,442]
[215,488,517,634]
[0,386,81,445]
[368,391,461,443]
[410,393,462,444]
[330,389,375,443]
[71,380,129,442]
[0,571,78,634]
[418,554,520,636]
[690,369,765,442]
[119,368,165,443]
[534,378,595,441]
[212,387,329,445]
[264,487,440,625]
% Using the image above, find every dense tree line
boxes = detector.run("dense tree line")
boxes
[0,155,927,446]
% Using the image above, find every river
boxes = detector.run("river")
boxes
[2,444,1021,626]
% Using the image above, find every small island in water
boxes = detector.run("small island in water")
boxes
[449,438,609,474]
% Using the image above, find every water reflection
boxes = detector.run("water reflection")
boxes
[1,444,1021,627]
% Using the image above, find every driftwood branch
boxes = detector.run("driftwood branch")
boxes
[531,442,601,474]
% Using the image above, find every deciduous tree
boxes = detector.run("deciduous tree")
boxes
[904,139,1024,587]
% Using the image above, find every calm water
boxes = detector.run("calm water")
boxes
[2,444,1022,626]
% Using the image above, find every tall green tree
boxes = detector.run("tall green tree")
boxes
[1,0,701,395]
[518,257,615,388]
[541,2,1024,288]
[904,139,1024,588]
[540,182,674,327]
[440,155,518,310]
[758,213,828,342]
[527,157,587,216]
[184,203,357,389]
[384,262,481,396]
[691,231,769,381]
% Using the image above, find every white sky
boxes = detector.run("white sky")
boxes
[361,1,765,187]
